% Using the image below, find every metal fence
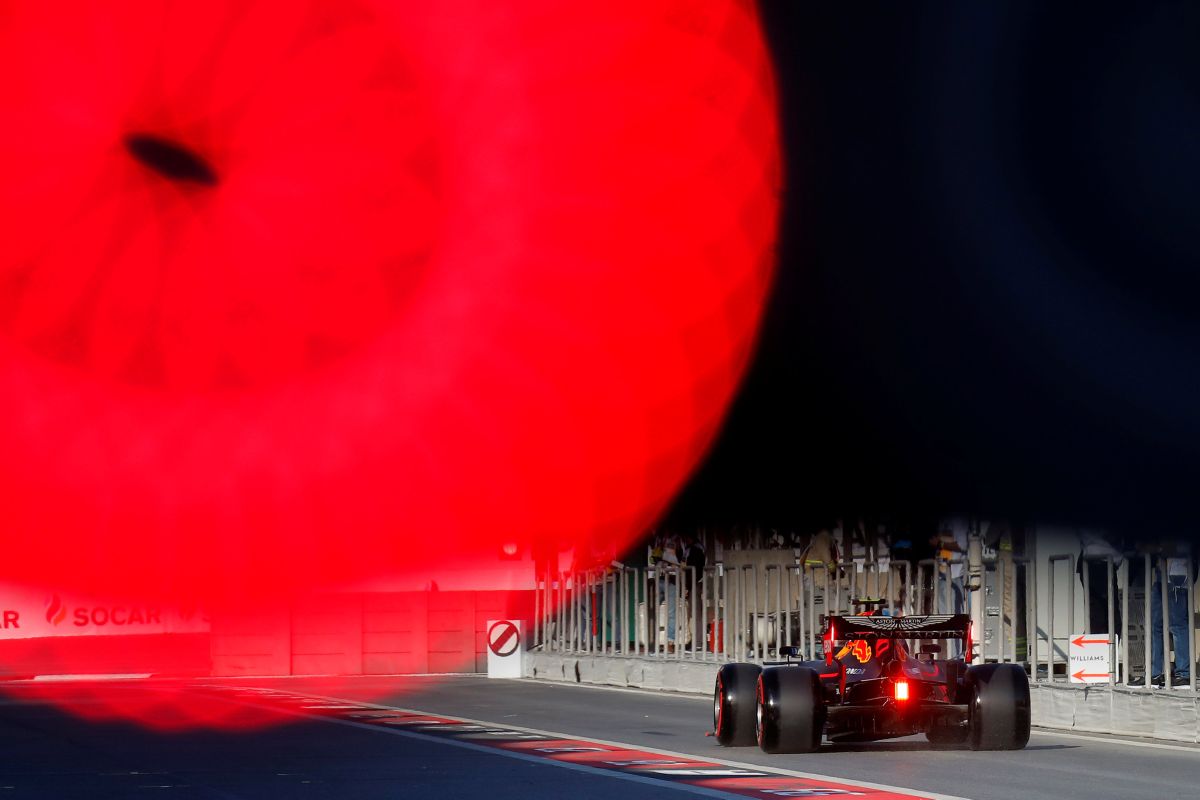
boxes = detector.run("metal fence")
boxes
[532,551,1197,692]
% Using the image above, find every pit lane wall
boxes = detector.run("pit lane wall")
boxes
[524,652,1200,744]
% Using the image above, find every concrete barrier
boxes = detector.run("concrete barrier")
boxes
[524,651,1200,743]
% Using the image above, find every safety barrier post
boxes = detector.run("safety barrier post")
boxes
[677,564,687,660]
[734,565,744,660]
[1080,554,1118,679]
[1160,557,1170,688]
[775,563,785,656]
[551,571,559,652]
[537,568,547,652]
[578,568,588,652]
[1106,556,1116,685]
[895,560,911,617]
[916,560,933,615]
[700,566,712,661]
[1141,554,1150,686]
[643,565,651,656]
[577,570,585,653]
[786,561,798,653]
[994,556,1005,663]
[717,564,727,662]
[624,566,632,656]
[651,564,662,656]
[605,568,614,656]
[841,560,857,614]
[1120,558,1129,686]
[690,563,699,660]
[567,570,573,653]
[588,569,596,654]
[1082,557,1091,635]
[1027,557,1038,680]
[1047,554,1075,682]
[833,561,843,616]
[577,571,586,653]
[1188,554,1196,693]
[1046,557,1054,682]
[1014,557,1030,667]
[774,564,783,656]
[549,572,557,652]
[638,566,648,657]
[567,570,575,653]
[809,566,820,658]
[746,564,760,661]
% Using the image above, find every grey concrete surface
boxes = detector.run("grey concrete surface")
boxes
[269,674,1200,800]
[1,676,1197,800]
[526,651,1200,742]
[0,681,694,800]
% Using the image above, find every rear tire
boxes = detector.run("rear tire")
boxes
[714,663,761,746]
[756,666,825,754]
[966,663,1031,750]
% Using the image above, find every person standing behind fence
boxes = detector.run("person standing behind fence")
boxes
[1133,538,1192,688]
[681,533,706,649]
[801,525,839,573]
[652,530,682,652]
[931,517,968,615]
[1076,528,1124,637]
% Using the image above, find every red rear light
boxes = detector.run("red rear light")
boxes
[965,621,974,664]
[894,680,910,701]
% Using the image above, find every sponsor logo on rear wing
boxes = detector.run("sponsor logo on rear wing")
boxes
[822,614,971,639]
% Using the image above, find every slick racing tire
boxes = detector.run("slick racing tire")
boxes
[756,666,825,754]
[965,663,1031,750]
[714,663,761,746]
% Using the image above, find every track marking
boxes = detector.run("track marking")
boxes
[516,678,1200,754]
[1030,729,1200,754]
[204,685,971,800]
[512,677,713,701]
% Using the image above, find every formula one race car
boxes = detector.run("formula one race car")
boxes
[713,608,1030,753]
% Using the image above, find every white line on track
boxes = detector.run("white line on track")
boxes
[515,678,1200,754]
[1029,729,1200,754]
[214,687,972,800]
[511,677,712,701]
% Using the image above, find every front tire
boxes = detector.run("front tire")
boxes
[756,666,825,754]
[966,663,1031,750]
[714,663,761,746]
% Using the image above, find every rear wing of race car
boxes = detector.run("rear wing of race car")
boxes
[818,614,974,665]
[825,613,971,640]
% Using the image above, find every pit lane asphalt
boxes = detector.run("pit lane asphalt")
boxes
[253,675,1200,800]
[1,675,1196,800]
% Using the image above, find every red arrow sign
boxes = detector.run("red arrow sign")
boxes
[1071,635,1109,647]
[1072,670,1110,681]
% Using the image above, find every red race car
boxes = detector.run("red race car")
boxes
[713,608,1030,753]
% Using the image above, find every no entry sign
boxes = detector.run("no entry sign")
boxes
[487,620,523,678]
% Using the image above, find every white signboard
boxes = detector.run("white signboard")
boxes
[1068,633,1112,683]
[486,619,523,679]
[0,584,209,640]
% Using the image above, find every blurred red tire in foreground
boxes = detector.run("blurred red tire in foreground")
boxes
[0,0,779,725]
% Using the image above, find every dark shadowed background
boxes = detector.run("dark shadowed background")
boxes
[665,2,1200,539]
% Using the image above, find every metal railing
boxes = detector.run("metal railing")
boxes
[533,549,1197,693]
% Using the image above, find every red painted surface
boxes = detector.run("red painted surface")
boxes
[197,687,940,799]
